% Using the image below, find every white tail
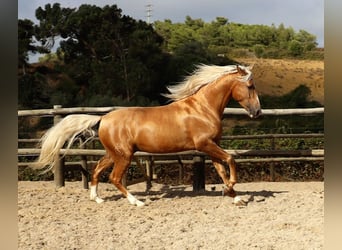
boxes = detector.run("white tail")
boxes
[32,114,102,173]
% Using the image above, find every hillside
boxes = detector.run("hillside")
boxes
[236,58,324,105]
[23,58,324,108]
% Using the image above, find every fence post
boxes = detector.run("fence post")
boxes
[270,137,275,181]
[178,157,184,184]
[145,157,153,190]
[53,105,65,188]
[54,157,65,188]
[192,156,205,192]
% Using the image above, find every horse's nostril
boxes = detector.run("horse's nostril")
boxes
[256,109,261,117]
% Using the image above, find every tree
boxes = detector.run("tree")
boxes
[18,19,36,69]
[18,19,49,71]
[35,3,74,51]
[282,84,315,108]
[27,4,169,106]
[19,9,321,109]
[154,17,319,59]
[185,16,204,30]
[294,30,317,51]
[288,40,303,57]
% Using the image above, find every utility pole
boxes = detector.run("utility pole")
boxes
[146,4,153,24]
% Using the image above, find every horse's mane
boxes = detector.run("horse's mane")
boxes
[163,64,253,101]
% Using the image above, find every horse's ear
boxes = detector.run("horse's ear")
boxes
[236,65,247,75]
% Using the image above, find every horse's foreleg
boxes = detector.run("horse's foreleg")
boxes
[211,158,236,197]
[90,155,113,203]
[109,158,145,207]
[198,141,246,205]
[198,141,237,188]
[211,157,246,206]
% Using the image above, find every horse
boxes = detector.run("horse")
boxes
[33,64,261,207]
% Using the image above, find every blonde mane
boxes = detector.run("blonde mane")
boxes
[163,64,252,101]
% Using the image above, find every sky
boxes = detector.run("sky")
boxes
[18,0,324,48]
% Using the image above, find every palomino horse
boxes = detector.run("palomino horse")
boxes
[33,64,261,206]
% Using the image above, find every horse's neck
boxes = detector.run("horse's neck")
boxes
[197,78,234,116]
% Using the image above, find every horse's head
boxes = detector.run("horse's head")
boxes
[231,65,261,118]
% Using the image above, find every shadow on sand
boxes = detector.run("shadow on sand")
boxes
[103,183,288,205]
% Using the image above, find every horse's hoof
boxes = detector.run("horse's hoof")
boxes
[233,196,247,206]
[222,187,236,197]
[95,197,104,204]
[136,200,145,207]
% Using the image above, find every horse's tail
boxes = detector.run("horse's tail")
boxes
[32,114,102,173]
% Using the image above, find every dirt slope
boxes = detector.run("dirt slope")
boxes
[236,58,324,105]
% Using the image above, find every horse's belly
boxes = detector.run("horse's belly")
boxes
[134,128,194,153]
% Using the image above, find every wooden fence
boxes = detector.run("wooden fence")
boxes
[18,106,324,190]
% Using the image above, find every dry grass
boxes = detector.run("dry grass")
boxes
[236,58,324,105]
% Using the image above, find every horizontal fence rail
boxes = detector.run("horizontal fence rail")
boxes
[18,133,324,144]
[18,148,324,158]
[18,106,324,189]
[18,106,324,117]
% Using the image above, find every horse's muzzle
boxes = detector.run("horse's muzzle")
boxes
[248,108,262,118]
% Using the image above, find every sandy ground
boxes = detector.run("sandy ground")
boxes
[18,181,323,250]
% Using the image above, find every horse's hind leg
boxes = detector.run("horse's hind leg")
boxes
[90,154,113,203]
[109,157,145,207]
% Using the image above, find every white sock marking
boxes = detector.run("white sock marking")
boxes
[95,197,104,204]
[233,196,242,204]
[135,199,145,207]
[90,185,104,203]
[127,192,145,207]
[127,192,137,205]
